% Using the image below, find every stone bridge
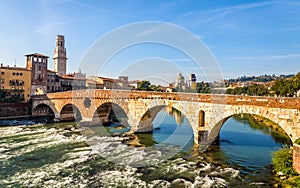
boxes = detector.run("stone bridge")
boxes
[31,89,300,146]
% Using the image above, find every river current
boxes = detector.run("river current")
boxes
[0,111,290,187]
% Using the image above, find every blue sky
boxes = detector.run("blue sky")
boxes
[0,0,299,84]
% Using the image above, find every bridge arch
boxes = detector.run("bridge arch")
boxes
[207,106,293,145]
[136,104,191,133]
[32,103,55,118]
[60,104,82,121]
[93,102,128,125]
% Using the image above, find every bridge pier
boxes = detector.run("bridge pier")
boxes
[127,117,154,133]
[194,128,212,152]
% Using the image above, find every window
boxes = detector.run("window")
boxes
[16,73,19,76]
[20,73,23,76]
[13,72,15,75]
[1,72,4,75]
[38,65,41,71]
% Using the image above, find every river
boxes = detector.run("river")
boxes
[0,110,290,187]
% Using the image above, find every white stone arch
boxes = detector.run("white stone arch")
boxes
[92,101,129,125]
[207,105,293,145]
[134,99,195,133]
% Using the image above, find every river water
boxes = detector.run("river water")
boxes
[0,110,290,187]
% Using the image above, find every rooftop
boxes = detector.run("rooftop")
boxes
[0,65,31,71]
[25,53,49,58]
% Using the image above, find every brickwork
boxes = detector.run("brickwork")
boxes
[32,89,300,143]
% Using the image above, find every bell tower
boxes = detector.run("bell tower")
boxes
[53,35,67,75]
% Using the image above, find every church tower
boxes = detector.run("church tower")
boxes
[53,35,67,75]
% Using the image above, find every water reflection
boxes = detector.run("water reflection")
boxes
[136,107,194,149]
[165,106,184,126]
[207,114,291,183]
[233,114,291,145]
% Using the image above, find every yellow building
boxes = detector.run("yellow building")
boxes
[0,65,31,102]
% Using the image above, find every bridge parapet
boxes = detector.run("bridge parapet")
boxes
[31,89,300,146]
[44,89,300,109]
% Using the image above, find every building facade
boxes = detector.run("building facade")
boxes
[0,65,31,102]
[25,53,49,95]
[47,70,61,93]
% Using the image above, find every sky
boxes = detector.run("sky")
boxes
[0,0,299,85]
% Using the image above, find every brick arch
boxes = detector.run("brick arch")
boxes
[92,102,128,125]
[60,103,82,121]
[207,106,293,145]
[32,101,58,116]
[32,103,55,117]
[92,99,129,114]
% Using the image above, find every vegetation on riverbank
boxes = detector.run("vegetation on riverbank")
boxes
[272,147,300,188]
[226,72,300,97]
[233,114,300,187]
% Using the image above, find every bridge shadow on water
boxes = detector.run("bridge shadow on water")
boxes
[85,106,195,151]
[130,107,195,151]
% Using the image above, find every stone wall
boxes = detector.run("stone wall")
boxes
[0,102,31,119]
[293,144,300,174]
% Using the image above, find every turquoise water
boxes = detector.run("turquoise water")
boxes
[134,110,290,184]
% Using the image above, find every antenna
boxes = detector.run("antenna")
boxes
[14,59,17,67]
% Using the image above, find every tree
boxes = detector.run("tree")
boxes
[150,84,161,91]
[196,81,211,93]
[137,80,151,91]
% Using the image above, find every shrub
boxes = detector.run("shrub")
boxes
[295,138,300,145]
[272,147,296,176]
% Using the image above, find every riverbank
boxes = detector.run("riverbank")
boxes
[272,147,300,188]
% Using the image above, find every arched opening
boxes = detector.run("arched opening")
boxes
[60,104,82,122]
[91,103,129,136]
[207,113,291,181]
[93,102,128,125]
[198,110,205,127]
[131,105,194,150]
[209,113,291,145]
[32,104,55,119]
